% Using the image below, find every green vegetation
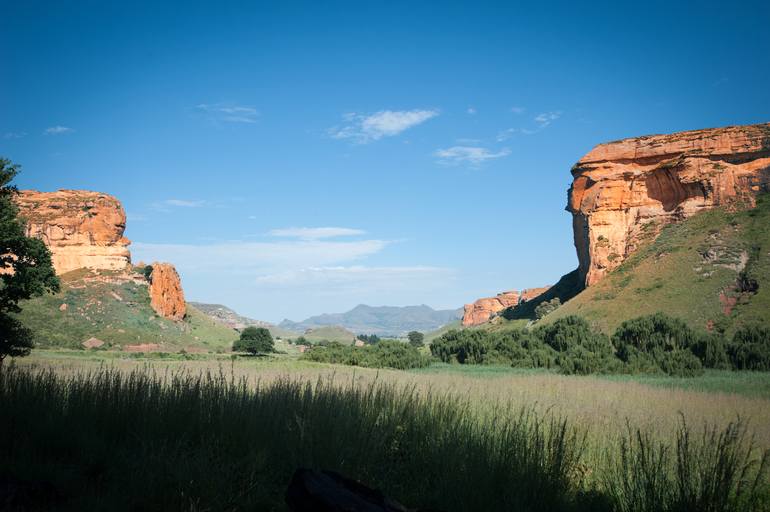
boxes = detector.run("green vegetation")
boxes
[2,365,767,511]
[356,333,381,344]
[302,339,430,369]
[233,326,274,354]
[541,196,770,334]
[294,325,358,344]
[0,158,59,367]
[432,313,770,377]
[14,268,238,351]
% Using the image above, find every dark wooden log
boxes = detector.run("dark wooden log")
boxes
[286,468,442,512]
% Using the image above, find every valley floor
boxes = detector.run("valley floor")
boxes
[5,351,770,511]
[19,350,770,451]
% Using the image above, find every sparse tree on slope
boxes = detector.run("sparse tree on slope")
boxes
[0,158,60,368]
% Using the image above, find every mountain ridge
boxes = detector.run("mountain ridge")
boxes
[280,303,463,336]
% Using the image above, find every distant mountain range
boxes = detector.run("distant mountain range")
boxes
[280,304,463,336]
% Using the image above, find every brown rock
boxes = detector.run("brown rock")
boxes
[123,343,161,352]
[462,291,520,326]
[520,287,551,303]
[14,190,131,274]
[82,337,104,349]
[148,262,186,321]
[59,303,68,312]
[568,123,770,287]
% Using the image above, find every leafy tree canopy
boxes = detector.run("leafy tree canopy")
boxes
[233,326,274,355]
[0,158,60,366]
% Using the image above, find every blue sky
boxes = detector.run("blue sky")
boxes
[2,0,769,322]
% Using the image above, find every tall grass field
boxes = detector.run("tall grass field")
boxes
[2,361,768,511]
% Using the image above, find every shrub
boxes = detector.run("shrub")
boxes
[613,313,706,376]
[535,297,561,319]
[729,325,770,371]
[303,340,429,370]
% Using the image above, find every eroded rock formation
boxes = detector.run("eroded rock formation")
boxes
[462,291,520,326]
[14,190,131,274]
[462,286,552,326]
[149,262,186,321]
[568,123,770,287]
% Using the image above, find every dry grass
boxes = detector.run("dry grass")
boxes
[19,352,770,457]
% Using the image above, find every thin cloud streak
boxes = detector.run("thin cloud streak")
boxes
[329,109,439,143]
[44,126,73,135]
[196,103,259,123]
[268,227,366,240]
[434,146,510,167]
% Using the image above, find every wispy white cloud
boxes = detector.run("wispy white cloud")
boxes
[511,106,525,114]
[534,111,561,128]
[3,132,26,139]
[44,126,73,135]
[496,127,537,141]
[163,199,207,208]
[196,103,259,123]
[497,111,562,140]
[132,239,390,273]
[434,146,510,167]
[268,227,365,240]
[148,199,208,212]
[466,107,477,115]
[254,265,454,290]
[329,109,439,143]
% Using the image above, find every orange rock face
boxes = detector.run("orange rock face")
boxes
[14,190,131,274]
[520,287,551,303]
[149,262,186,321]
[462,291,520,326]
[568,123,770,287]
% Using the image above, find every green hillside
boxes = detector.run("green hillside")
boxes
[189,301,297,340]
[539,195,770,334]
[14,268,238,351]
[280,304,462,336]
[297,325,358,344]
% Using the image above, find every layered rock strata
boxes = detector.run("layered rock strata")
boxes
[14,190,131,274]
[568,123,770,286]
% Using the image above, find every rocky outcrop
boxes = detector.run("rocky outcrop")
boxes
[520,287,551,303]
[568,123,770,287]
[462,286,552,326]
[148,263,186,321]
[462,291,520,326]
[14,190,131,274]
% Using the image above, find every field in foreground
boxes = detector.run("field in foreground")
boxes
[4,353,770,511]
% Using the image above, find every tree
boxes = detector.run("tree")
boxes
[407,331,424,348]
[233,326,274,355]
[0,158,59,368]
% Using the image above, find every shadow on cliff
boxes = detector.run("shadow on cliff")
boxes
[501,269,583,321]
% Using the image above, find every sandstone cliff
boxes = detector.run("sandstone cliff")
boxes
[462,286,552,326]
[149,262,186,321]
[14,190,131,274]
[568,123,770,287]
[463,291,519,326]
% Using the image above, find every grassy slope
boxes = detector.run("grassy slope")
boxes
[15,268,238,351]
[539,195,770,334]
[298,325,358,344]
[424,319,462,342]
